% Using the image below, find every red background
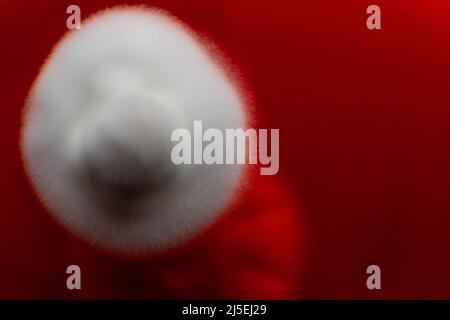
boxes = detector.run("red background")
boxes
[1,0,450,299]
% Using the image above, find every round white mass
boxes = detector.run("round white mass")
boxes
[21,7,248,254]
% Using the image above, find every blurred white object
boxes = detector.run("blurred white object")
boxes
[21,7,248,254]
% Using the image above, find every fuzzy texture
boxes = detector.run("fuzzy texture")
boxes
[21,7,247,253]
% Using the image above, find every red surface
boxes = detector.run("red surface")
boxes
[1,0,450,298]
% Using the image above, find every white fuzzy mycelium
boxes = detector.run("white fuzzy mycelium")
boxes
[21,7,247,254]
